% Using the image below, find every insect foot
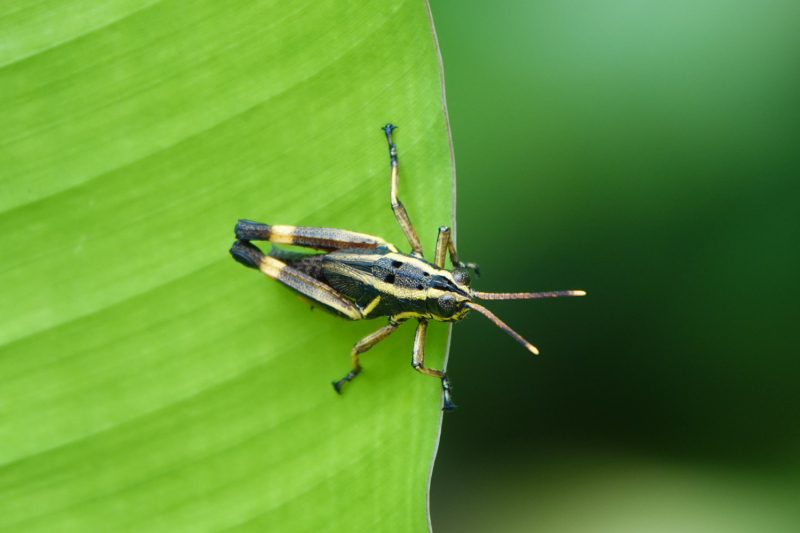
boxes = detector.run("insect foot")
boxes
[441,375,456,411]
[332,370,359,394]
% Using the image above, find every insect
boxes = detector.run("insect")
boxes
[230,124,584,410]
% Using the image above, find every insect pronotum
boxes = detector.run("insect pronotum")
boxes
[230,124,585,410]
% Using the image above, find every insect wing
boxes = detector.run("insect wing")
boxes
[321,248,387,301]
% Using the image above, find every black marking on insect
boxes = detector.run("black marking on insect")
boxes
[230,124,585,410]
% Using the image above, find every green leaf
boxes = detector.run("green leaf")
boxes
[0,1,454,531]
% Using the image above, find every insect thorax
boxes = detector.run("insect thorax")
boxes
[320,247,470,321]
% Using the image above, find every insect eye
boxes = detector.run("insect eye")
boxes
[438,293,456,315]
[452,268,471,286]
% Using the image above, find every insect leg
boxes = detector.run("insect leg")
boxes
[235,220,397,252]
[411,319,455,410]
[433,226,481,277]
[383,124,424,257]
[433,226,450,268]
[333,320,401,393]
[230,240,364,320]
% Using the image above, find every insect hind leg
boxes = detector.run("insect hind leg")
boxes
[235,220,394,252]
[229,240,364,320]
[230,239,263,270]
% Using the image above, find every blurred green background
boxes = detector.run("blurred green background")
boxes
[428,1,799,531]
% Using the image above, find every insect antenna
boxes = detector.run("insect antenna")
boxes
[472,290,586,300]
[463,302,540,354]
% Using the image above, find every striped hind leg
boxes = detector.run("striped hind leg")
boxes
[235,220,397,252]
[230,240,364,320]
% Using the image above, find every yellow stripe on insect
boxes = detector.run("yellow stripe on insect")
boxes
[391,311,433,321]
[362,295,382,315]
[257,254,287,279]
[258,255,364,321]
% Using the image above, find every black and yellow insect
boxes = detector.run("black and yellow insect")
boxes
[230,124,584,410]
